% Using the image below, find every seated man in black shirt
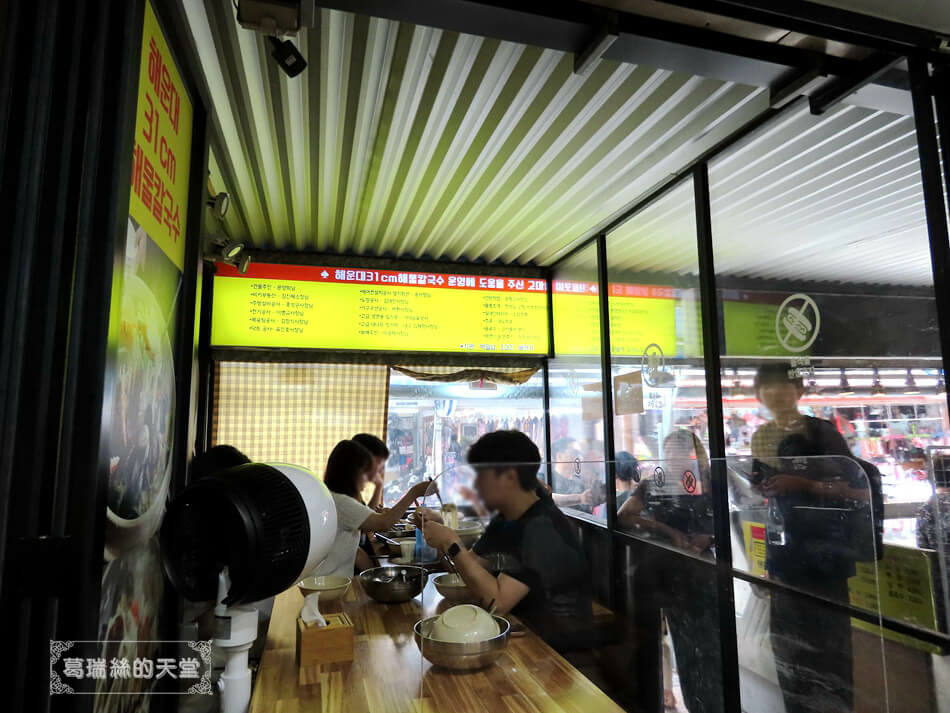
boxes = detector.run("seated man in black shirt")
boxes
[422,430,593,652]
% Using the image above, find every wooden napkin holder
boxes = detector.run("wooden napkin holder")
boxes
[296,612,354,668]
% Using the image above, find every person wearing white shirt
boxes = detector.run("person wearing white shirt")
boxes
[313,439,432,578]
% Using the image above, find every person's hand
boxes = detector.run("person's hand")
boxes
[687,534,714,554]
[761,475,813,496]
[413,506,443,525]
[423,520,461,552]
[579,489,593,506]
[457,485,478,503]
[668,530,689,550]
[371,469,385,488]
[408,480,434,501]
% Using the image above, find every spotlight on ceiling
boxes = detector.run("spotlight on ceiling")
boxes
[207,192,231,220]
[222,240,246,261]
[904,368,920,396]
[202,234,251,273]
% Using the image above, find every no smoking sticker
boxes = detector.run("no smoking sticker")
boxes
[682,470,697,494]
[654,466,666,488]
[775,293,820,353]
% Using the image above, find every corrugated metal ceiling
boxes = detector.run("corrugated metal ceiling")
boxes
[184,2,930,287]
[185,2,767,264]
[603,102,931,286]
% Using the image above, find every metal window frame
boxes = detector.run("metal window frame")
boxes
[544,50,950,713]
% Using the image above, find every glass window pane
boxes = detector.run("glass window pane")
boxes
[710,98,950,710]
[551,242,608,520]
[384,369,546,507]
[606,177,710,547]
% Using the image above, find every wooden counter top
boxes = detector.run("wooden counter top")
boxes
[250,569,625,713]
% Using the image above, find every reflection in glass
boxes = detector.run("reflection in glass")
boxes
[917,449,950,632]
[710,97,950,710]
[383,369,545,507]
[550,241,608,520]
[617,430,715,559]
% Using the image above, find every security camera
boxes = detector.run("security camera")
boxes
[207,192,230,220]
[237,0,307,36]
[236,2,310,78]
[268,36,306,78]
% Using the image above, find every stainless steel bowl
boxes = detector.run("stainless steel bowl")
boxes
[413,615,510,670]
[359,565,428,603]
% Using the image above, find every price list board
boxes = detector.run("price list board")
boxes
[553,280,677,357]
[211,263,549,355]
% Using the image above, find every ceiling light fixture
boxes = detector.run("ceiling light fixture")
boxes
[223,240,246,260]
[202,233,252,273]
[207,192,231,220]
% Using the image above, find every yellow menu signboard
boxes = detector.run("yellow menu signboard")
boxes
[129,1,193,270]
[212,263,549,354]
[849,544,940,653]
[552,280,677,357]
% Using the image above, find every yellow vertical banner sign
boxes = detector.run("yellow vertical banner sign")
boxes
[129,1,193,270]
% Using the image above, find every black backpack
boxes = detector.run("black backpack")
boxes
[778,417,884,564]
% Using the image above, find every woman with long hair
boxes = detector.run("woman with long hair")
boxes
[314,439,432,577]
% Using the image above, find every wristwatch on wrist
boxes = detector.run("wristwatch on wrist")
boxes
[446,542,461,559]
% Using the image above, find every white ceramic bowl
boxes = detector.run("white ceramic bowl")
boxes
[297,575,351,601]
[454,521,483,548]
[433,573,474,603]
[428,604,500,643]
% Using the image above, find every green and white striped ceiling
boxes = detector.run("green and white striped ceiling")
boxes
[185,2,767,263]
[184,3,932,286]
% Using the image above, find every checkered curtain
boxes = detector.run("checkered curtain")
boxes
[212,362,390,477]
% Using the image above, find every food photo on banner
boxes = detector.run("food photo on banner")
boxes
[104,0,191,561]
[58,1,200,710]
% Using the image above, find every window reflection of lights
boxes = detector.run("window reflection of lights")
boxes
[938,372,946,395]
[805,378,821,396]
[904,369,920,395]
[731,369,745,398]
[838,369,854,397]
[871,368,886,396]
